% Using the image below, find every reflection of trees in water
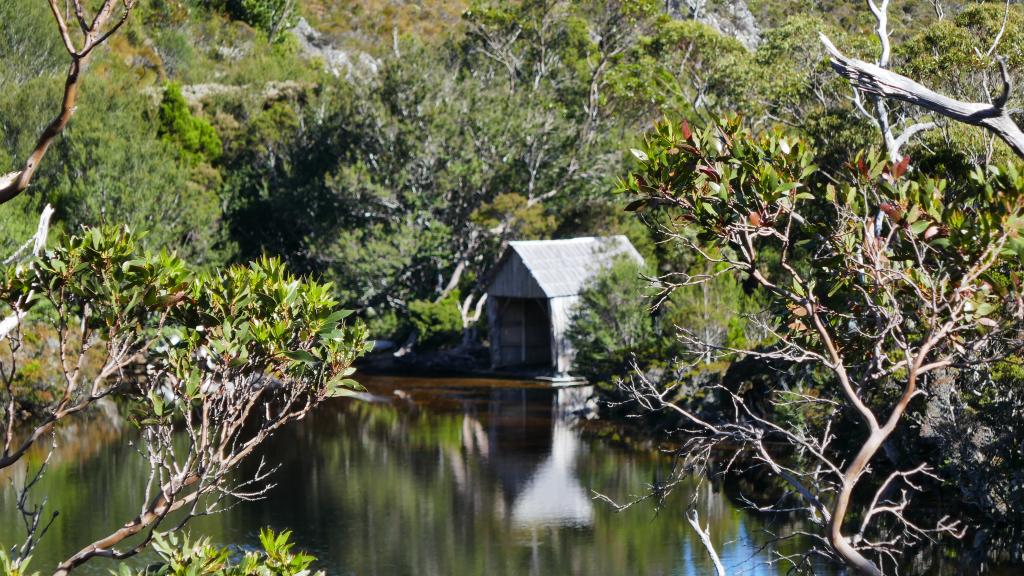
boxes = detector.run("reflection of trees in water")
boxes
[0,398,124,485]
[0,403,161,576]
[228,383,817,575]
[0,378,853,576]
[220,387,702,575]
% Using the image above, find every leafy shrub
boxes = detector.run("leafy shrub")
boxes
[363,306,401,341]
[1,226,370,407]
[0,549,38,576]
[220,0,298,43]
[660,263,769,353]
[0,0,64,86]
[567,256,658,381]
[157,82,223,165]
[113,529,321,576]
[0,224,369,572]
[470,193,557,240]
[619,114,1024,570]
[152,28,197,79]
[408,291,463,350]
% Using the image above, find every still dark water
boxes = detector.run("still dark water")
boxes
[3,375,849,575]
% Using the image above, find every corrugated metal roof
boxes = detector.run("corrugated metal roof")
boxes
[490,236,644,298]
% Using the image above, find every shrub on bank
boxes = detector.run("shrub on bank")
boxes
[408,291,463,350]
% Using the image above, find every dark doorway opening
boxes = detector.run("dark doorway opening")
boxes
[496,297,552,369]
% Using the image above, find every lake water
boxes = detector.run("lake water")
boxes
[0,375,888,575]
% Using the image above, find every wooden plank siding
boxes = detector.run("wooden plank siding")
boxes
[488,297,552,368]
[485,236,644,376]
[487,252,547,299]
[548,295,580,375]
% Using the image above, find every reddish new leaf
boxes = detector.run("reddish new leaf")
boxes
[879,202,903,221]
[892,155,911,179]
[696,165,720,182]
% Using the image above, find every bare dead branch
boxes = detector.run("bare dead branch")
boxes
[820,33,1024,159]
[686,507,726,576]
[985,0,1012,58]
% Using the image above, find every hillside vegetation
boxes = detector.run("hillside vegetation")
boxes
[3,1,1024,572]
[6,0,1019,335]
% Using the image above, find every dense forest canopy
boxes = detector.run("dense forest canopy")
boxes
[4,0,1015,336]
[6,0,1020,341]
[2,0,1024,574]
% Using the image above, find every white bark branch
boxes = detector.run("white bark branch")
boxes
[0,204,55,341]
[686,507,726,576]
[892,121,938,153]
[985,0,1011,58]
[820,34,1024,159]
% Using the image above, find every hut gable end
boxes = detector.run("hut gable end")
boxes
[500,236,643,298]
[484,236,645,377]
[488,252,548,299]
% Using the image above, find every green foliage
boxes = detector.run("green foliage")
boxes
[158,82,223,165]
[620,117,817,233]
[363,306,401,340]
[0,0,318,264]
[0,226,368,573]
[0,70,225,260]
[0,550,38,576]
[567,256,657,380]
[300,0,467,52]
[0,0,65,86]
[0,2,68,252]
[661,264,768,353]
[408,291,463,349]
[222,34,616,316]
[215,0,299,42]
[470,193,557,240]
[894,3,1024,163]
[217,0,668,337]
[56,89,222,259]
[0,198,47,257]
[619,115,1024,559]
[567,248,767,383]
[621,117,1024,345]
[935,359,1024,536]
[155,30,197,78]
[609,12,881,172]
[747,0,940,36]
[896,5,1024,84]
[5,0,1024,567]
[607,18,748,119]
[113,529,321,576]
[0,226,370,411]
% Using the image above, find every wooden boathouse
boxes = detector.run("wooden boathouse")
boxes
[485,236,644,377]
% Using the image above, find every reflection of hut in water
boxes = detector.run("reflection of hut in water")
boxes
[462,388,595,528]
[482,388,554,505]
[509,419,592,528]
[485,236,644,376]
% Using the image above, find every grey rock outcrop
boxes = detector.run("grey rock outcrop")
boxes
[290,17,379,79]
[664,0,761,50]
[700,1,760,49]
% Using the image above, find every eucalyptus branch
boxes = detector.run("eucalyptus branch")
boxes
[821,34,1024,159]
[0,1,138,205]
